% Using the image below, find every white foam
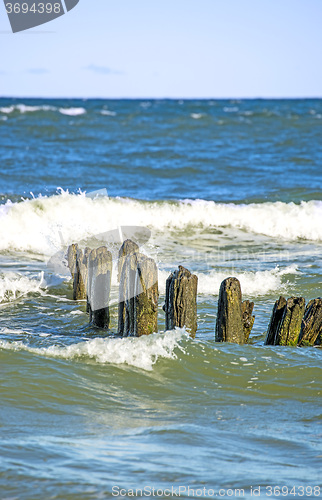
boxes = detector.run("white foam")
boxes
[0,192,322,255]
[158,265,297,297]
[100,110,116,116]
[0,106,15,114]
[190,113,203,119]
[0,104,55,113]
[0,272,46,304]
[59,107,86,116]
[0,328,188,371]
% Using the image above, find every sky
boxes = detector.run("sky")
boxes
[0,0,322,98]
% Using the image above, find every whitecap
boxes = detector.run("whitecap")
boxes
[101,110,116,116]
[59,107,86,116]
[0,328,188,371]
[158,265,297,297]
[0,271,46,304]
[0,193,322,255]
[191,113,203,119]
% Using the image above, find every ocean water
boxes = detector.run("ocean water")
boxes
[0,99,321,500]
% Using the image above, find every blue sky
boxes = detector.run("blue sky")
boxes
[0,0,321,98]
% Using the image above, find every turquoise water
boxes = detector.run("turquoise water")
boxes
[0,99,321,499]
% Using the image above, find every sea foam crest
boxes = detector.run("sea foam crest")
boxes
[58,107,86,116]
[0,192,322,254]
[0,328,188,371]
[0,104,55,114]
[0,272,46,304]
[0,104,86,115]
[158,265,297,297]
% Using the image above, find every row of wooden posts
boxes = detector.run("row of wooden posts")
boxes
[67,239,197,337]
[67,240,322,346]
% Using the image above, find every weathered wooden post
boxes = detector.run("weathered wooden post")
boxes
[265,296,287,345]
[118,252,158,337]
[242,300,255,343]
[163,266,198,337]
[118,239,139,281]
[67,243,78,280]
[87,246,112,328]
[73,247,92,301]
[298,298,322,346]
[215,277,245,344]
[275,297,306,346]
[118,239,140,335]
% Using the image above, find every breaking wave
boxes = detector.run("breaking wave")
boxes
[0,272,46,304]
[0,191,321,255]
[0,328,188,371]
[158,265,297,297]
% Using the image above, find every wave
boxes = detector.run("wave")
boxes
[0,272,46,304]
[101,110,117,116]
[58,107,86,116]
[0,104,55,114]
[0,328,188,371]
[158,265,297,297]
[190,113,204,119]
[0,104,86,117]
[0,191,322,255]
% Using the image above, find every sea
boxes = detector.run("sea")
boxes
[0,98,321,500]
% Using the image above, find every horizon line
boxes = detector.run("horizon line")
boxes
[1,95,322,100]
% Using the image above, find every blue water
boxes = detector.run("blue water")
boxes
[0,99,322,500]
[1,98,322,202]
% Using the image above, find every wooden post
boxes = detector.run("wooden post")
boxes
[73,247,89,301]
[242,300,255,342]
[118,252,158,337]
[298,298,322,346]
[265,296,287,345]
[163,266,198,337]
[87,246,112,328]
[215,277,244,344]
[118,239,139,281]
[275,297,306,346]
[118,239,140,335]
[67,243,78,280]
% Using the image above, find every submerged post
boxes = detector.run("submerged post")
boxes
[73,247,92,301]
[118,239,140,335]
[87,246,112,328]
[67,243,78,280]
[275,296,306,346]
[215,277,245,344]
[265,296,287,345]
[118,252,158,337]
[242,300,255,343]
[164,266,198,337]
[298,298,322,346]
[118,239,139,281]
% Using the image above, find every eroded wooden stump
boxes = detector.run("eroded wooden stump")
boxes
[118,252,158,337]
[118,239,139,281]
[242,300,255,342]
[164,265,198,337]
[118,239,140,335]
[67,243,78,280]
[215,277,244,344]
[265,296,287,345]
[275,297,306,346]
[87,246,112,328]
[73,247,90,301]
[298,298,322,346]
